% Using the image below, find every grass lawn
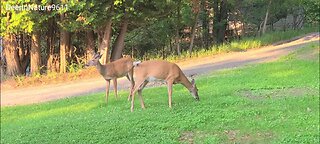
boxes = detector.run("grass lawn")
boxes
[1,44,319,143]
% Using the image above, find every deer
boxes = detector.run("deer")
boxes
[130,60,199,112]
[85,52,139,104]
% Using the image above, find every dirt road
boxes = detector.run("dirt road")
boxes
[1,33,319,106]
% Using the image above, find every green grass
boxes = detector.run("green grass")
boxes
[1,44,319,143]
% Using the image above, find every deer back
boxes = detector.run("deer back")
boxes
[134,60,182,80]
[103,57,134,78]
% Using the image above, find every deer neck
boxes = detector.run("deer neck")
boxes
[96,61,106,76]
[96,61,114,80]
[180,75,193,91]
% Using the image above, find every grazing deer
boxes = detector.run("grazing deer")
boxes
[130,60,199,112]
[85,53,139,104]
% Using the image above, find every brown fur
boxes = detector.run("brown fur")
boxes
[130,60,199,112]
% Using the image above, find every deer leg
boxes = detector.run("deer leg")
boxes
[113,78,118,99]
[126,75,132,101]
[105,79,111,105]
[167,81,173,108]
[138,80,148,109]
[127,70,135,101]
[131,84,138,112]
[131,80,144,112]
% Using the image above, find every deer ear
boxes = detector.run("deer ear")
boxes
[191,79,195,85]
[94,52,102,59]
[93,52,98,57]
[98,53,103,58]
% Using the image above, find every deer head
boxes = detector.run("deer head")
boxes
[85,52,102,67]
[190,79,199,100]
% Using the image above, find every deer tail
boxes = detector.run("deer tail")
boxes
[133,61,141,67]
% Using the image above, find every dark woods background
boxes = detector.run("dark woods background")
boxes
[0,0,319,77]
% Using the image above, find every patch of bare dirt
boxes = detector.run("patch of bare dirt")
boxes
[179,130,275,143]
[238,87,319,100]
[224,130,274,143]
[179,131,212,144]
[179,131,195,144]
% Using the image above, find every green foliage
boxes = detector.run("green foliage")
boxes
[57,0,87,31]
[1,44,319,143]
[13,75,25,86]
[67,62,84,73]
[1,1,32,36]
[257,26,317,45]
[303,0,320,23]
[163,26,317,62]
[46,71,58,79]
[1,0,319,78]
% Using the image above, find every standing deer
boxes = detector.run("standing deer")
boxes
[130,60,199,112]
[85,53,139,104]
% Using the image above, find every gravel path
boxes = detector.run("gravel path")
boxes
[1,32,319,107]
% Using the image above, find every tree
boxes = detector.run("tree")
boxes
[59,11,70,73]
[213,0,229,44]
[262,0,272,35]
[303,0,320,23]
[46,15,58,72]
[1,0,34,76]
[110,10,128,61]
[85,30,95,62]
[200,0,211,48]
[175,0,182,55]
[30,31,41,74]
[188,0,201,55]
[3,34,22,76]
[97,1,114,64]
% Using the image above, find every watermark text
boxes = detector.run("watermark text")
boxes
[6,4,68,11]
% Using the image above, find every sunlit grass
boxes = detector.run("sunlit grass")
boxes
[1,44,319,143]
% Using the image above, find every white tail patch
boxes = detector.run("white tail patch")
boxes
[133,61,141,66]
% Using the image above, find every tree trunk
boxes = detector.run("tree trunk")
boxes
[175,0,182,55]
[175,29,181,56]
[60,29,67,73]
[66,33,72,64]
[18,34,25,62]
[189,0,200,55]
[216,0,228,44]
[189,10,200,55]
[257,21,263,36]
[30,31,41,75]
[97,29,104,53]
[3,34,22,76]
[110,16,128,61]
[47,17,56,72]
[59,13,70,73]
[201,0,209,48]
[85,30,95,61]
[99,19,112,64]
[98,3,114,64]
[18,34,30,74]
[262,0,272,35]
[213,0,219,43]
